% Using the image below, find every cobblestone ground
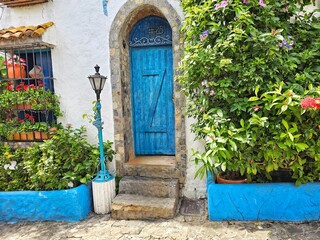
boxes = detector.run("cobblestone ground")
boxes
[0,213,319,240]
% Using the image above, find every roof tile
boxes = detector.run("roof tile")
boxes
[0,21,54,41]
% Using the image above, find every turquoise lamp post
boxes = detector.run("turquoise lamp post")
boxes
[88,64,112,182]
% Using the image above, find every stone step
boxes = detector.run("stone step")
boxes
[111,194,177,220]
[119,176,179,198]
[124,156,179,179]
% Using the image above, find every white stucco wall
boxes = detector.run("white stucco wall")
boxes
[0,0,205,197]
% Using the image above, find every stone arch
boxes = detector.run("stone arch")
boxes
[109,0,186,184]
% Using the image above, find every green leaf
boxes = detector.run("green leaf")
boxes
[282,119,289,131]
[221,162,227,172]
[266,164,273,172]
[229,139,237,151]
[248,96,259,101]
[240,119,245,128]
[295,143,309,152]
[281,104,288,113]
[288,132,294,142]
[255,85,260,97]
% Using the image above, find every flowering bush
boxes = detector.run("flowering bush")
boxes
[0,126,115,191]
[179,0,320,183]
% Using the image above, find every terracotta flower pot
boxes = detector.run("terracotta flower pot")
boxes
[19,132,34,141]
[13,132,21,141]
[14,103,32,110]
[7,64,27,79]
[34,131,50,140]
[216,174,247,184]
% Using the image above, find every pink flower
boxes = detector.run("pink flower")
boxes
[253,105,261,111]
[215,1,228,10]
[243,0,248,4]
[259,0,265,7]
[209,90,216,96]
[220,1,228,7]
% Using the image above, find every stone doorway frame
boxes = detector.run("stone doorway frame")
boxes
[109,0,186,185]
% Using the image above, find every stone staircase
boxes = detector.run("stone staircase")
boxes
[111,156,180,220]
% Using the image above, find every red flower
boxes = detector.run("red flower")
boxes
[37,80,43,87]
[315,98,320,109]
[250,159,253,165]
[23,85,29,90]
[301,97,316,109]
[18,119,24,123]
[28,115,35,123]
[25,113,30,118]
[5,84,13,91]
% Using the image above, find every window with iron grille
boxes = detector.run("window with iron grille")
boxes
[0,43,60,142]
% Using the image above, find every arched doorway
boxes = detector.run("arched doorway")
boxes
[109,1,186,183]
[129,16,175,155]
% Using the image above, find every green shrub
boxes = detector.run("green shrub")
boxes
[0,126,115,191]
[179,0,320,183]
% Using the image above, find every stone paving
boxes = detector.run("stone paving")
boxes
[1,213,320,240]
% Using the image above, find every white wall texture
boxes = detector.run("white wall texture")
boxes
[0,0,207,198]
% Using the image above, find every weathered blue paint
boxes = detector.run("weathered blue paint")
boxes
[93,100,112,182]
[207,174,320,221]
[130,16,175,155]
[102,0,108,16]
[129,16,172,47]
[0,184,92,222]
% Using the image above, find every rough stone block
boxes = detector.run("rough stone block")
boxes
[119,176,179,198]
[111,194,177,220]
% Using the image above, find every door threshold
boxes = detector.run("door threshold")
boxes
[127,156,176,167]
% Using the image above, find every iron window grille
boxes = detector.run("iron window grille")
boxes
[0,42,59,142]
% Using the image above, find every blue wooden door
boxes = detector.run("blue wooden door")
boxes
[129,16,175,155]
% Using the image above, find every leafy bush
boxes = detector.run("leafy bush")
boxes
[0,126,115,191]
[179,0,320,183]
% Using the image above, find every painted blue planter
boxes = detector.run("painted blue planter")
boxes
[207,174,320,221]
[0,184,92,222]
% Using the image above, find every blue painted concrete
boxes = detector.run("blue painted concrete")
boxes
[0,184,92,222]
[207,174,320,221]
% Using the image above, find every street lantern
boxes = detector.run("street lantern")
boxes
[88,65,107,101]
[88,65,112,182]
[89,65,116,214]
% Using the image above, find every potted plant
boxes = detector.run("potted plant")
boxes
[3,54,27,79]
[179,0,320,184]
[179,0,320,221]
[0,81,61,115]
[32,122,50,140]
[0,126,115,222]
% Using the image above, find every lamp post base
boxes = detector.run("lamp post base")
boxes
[92,177,116,214]
[94,170,112,182]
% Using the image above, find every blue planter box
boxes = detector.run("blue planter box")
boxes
[0,184,92,222]
[207,174,320,221]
